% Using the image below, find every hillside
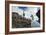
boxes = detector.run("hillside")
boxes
[12,12,31,28]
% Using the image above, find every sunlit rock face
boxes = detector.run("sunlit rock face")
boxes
[12,6,40,27]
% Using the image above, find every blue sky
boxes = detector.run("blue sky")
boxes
[12,6,40,21]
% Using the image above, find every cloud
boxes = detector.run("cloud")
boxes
[12,6,23,16]
[12,6,40,20]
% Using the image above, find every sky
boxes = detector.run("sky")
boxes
[12,6,40,21]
